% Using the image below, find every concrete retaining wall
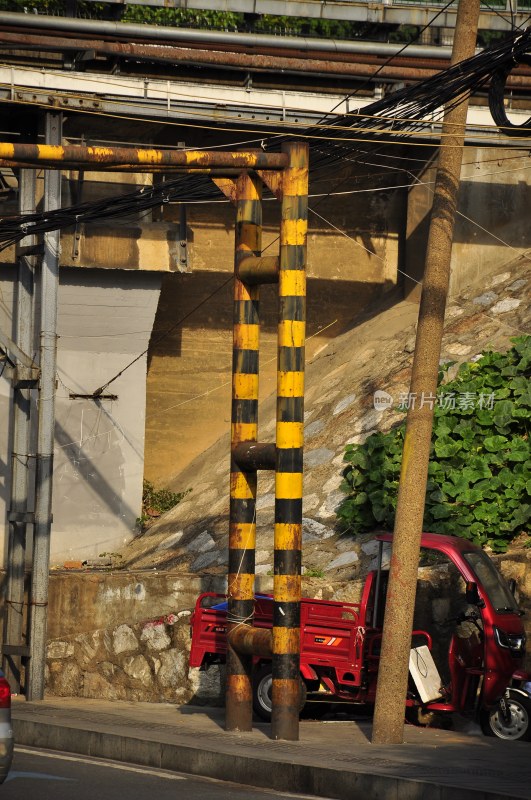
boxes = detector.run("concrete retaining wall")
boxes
[29,546,531,703]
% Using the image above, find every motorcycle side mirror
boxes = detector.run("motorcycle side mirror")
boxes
[465,580,485,607]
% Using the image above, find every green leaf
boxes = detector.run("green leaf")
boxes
[460,488,484,505]
[492,400,516,429]
[434,437,463,458]
[483,435,508,452]
[430,504,453,520]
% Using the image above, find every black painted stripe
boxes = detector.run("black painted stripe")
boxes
[232,398,258,424]
[279,296,305,322]
[236,218,260,237]
[282,195,308,221]
[273,601,300,628]
[228,598,254,616]
[229,549,255,574]
[280,245,306,271]
[234,299,260,325]
[272,657,301,681]
[278,347,305,372]
[277,397,304,423]
[275,498,303,524]
[230,498,257,524]
[276,448,303,473]
[232,349,259,375]
[274,549,301,575]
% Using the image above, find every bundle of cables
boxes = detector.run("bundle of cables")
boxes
[0,26,530,252]
[488,31,531,135]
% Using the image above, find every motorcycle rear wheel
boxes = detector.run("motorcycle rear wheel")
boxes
[480,690,531,741]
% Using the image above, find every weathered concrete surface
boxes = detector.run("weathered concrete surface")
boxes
[144,164,403,486]
[406,147,531,301]
[0,266,161,565]
[12,697,531,800]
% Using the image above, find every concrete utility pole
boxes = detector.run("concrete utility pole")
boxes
[27,112,62,701]
[371,0,481,745]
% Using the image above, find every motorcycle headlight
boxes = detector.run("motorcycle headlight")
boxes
[494,627,526,656]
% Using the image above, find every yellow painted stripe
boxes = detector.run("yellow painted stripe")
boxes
[40,144,66,160]
[0,144,15,159]
[274,574,301,602]
[233,373,258,400]
[232,422,257,443]
[228,573,255,600]
[283,167,308,196]
[278,320,305,348]
[134,148,163,165]
[231,471,256,499]
[237,223,261,252]
[234,280,259,303]
[226,673,253,699]
[234,324,259,351]
[279,269,305,297]
[276,472,303,500]
[280,219,307,247]
[238,179,261,200]
[274,523,302,551]
[272,627,300,654]
[229,522,256,550]
[278,371,304,398]
[271,678,301,705]
[276,421,304,449]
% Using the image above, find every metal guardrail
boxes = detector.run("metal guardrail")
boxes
[20,0,531,27]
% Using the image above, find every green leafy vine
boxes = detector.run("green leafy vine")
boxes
[337,336,531,553]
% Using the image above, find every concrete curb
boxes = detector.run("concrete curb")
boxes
[13,716,526,800]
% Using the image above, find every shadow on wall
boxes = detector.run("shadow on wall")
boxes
[405,178,531,296]
[53,413,138,538]
[147,270,388,363]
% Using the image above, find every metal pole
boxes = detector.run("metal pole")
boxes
[226,171,262,732]
[371,0,480,745]
[272,141,309,742]
[3,168,37,691]
[26,112,62,701]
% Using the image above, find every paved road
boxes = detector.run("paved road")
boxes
[4,747,327,800]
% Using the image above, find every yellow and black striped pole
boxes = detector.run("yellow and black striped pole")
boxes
[226,171,262,732]
[272,141,309,741]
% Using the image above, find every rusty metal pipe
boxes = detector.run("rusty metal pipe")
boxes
[0,143,287,170]
[0,12,457,60]
[237,256,279,285]
[232,442,276,471]
[228,625,273,658]
[271,141,309,742]
[226,170,263,733]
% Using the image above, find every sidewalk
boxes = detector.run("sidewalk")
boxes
[12,696,531,799]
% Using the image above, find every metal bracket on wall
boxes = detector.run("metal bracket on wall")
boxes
[8,511,35,523]
[0,330,38,371]
[13,366,40,388]
[178,203,188,271]
[69,393,118,401]
[2,645,30,658]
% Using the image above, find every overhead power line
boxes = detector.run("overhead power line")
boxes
[0,27,529,255]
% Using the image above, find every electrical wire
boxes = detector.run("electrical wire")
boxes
[92,274,233,397]
[324,0,458,119]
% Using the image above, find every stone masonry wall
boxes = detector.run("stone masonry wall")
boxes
[42,547,531,704]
